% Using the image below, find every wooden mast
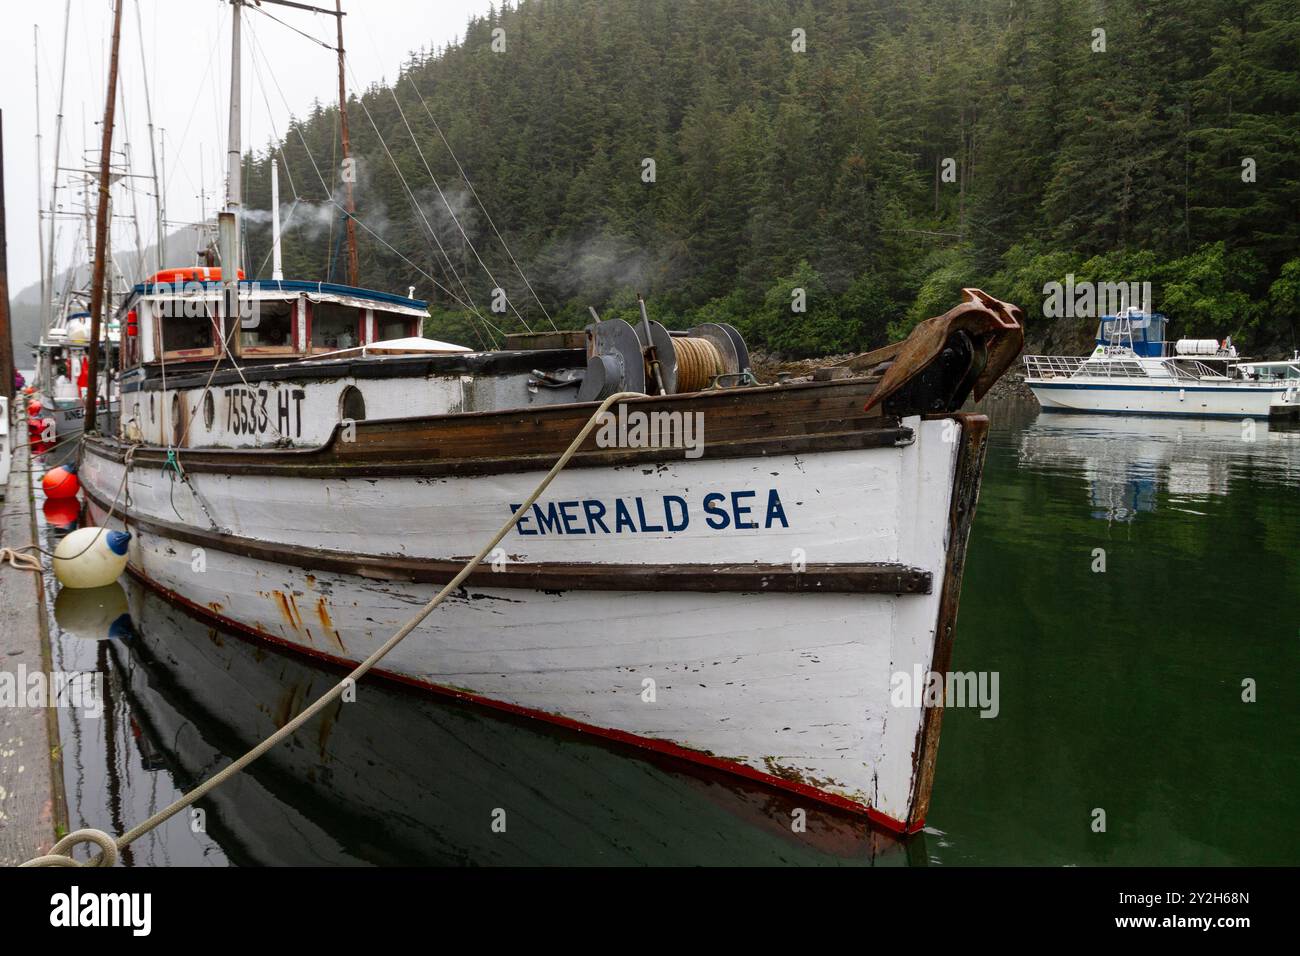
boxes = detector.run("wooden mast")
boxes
[0,111,14,407]
[83,0,125,435]
[335,0,358,286]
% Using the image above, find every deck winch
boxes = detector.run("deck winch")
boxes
[577,316,751,401]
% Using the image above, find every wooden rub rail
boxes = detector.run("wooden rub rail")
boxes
[82,486,931,595]
[85,377,910,478]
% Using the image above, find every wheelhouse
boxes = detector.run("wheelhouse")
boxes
[1095,309,1169,358]
[117,274,429,371]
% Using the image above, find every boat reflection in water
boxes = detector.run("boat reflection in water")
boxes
[53,578,922,866]
[1016,412,1300,522]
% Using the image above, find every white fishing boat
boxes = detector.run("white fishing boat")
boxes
[76,0,1026,835]
[1023,308,1300,419]
[31,309,121,444]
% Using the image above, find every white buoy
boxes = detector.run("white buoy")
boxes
[52,527,131,589]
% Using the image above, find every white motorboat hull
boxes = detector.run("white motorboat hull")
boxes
[1028,379,1300,418]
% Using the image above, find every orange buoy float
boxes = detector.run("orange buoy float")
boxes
[43,496,82,530]
[42,463,81,499]
[28,417,53,453]
[27,398,42,415]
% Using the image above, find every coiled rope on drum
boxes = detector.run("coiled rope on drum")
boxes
[20,391,645,867]
[670,337,725,393]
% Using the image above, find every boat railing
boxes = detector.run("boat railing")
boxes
[1022,354,1086,379]
[1164,358,1230,381]
[1023,354,1150,380]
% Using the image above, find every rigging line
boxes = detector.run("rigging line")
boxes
[116,83,147,281]
[243,34,491,351]
[158,5,222,202]
[339,204,503,344]
[245,1,336,52]
[242,44,313,280]
[351,20,536,332]
[331,95,500,344]
[244,22,496,348]
[406,74,557,331]
[341,66,524,340]
[377,62,546,337]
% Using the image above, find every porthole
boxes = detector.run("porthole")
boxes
[203,390,215,429]
[149,393,155,423]
[339,385,366,422]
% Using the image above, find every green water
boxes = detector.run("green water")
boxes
[930,400,1300,865]
[45,399,1300,864]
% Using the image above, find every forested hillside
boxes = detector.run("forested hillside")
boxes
[242,0,1300,356]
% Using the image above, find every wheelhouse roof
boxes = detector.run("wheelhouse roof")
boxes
[117,278,428,317]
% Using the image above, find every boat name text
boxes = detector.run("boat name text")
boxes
[510,490,789,535]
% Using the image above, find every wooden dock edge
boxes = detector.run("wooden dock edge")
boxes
[0,439,68,865]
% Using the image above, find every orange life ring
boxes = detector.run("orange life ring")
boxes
[149,267,246,284]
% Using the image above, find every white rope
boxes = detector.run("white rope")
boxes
[21,391,643,867]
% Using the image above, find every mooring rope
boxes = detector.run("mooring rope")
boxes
[0,547,44,573]
[21,392,642,866]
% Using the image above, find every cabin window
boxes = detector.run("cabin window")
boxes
[375,313,417,342]
[311,302,360,352]
[159,300,219,359]
[239,299,297,356]
[339,385,366,422]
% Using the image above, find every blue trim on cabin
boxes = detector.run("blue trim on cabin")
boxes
[1029,381,1292,394]
[1037,406,1279,420]
[117,278,427,314]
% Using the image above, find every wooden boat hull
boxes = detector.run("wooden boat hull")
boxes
[109,583,915,864]
[81,387,990,833]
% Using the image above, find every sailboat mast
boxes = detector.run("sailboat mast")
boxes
[336,0,358,286]
[83,0,125,434]
[43,0,72,336]
[34,26,46,326]
[219,0,242,288]
[134,0,165,270]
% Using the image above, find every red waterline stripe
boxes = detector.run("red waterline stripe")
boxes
[89,503,921,836]
[129,567,922,836]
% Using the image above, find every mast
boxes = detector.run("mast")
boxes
[218,0,242,284]
[134,0,165,270]
[42,0,72,336]
[158,127,167,265]
[271,158,284,280]
[0,112,14,407]
[83,0,125,434]
[336,0,358,286]
[34,26,45,327]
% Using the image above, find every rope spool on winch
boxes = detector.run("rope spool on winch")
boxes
[669,336,725,393]
[578,316,749,401]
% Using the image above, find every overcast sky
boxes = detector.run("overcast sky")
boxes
[1,0,498,294]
